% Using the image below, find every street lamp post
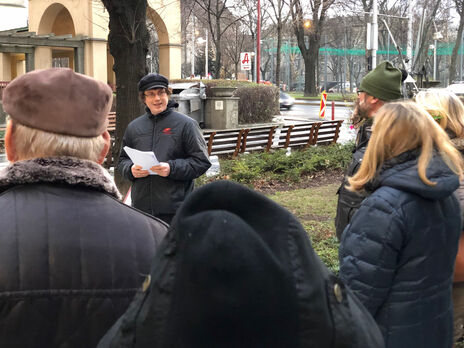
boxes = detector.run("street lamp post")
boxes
[432,26,443,81]
[429,44,436,80]
[324,34,328,91]
[191,18,195,77]
[205,30,208,79]
[196,30,209,79]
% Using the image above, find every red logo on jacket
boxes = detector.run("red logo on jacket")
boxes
[162,128,172,135]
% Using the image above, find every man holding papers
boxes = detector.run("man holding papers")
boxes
[117,73,211,224]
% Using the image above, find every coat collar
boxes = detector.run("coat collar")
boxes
[0,156,121,199]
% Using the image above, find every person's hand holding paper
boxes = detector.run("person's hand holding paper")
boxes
[151,163,170,177]
[124,146,160,176]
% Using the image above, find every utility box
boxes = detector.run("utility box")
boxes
[170,82,206,128]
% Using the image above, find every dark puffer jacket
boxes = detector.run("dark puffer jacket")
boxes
[0,157,168,348]
[335,119,372,239]
[98,180,384,348]
[117,101,211,216]
[339,150,462,348]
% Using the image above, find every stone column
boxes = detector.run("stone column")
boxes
[159,43,182,79]
[34,47,53,70]
[0,53,12,81]
[205,97,239,129]
[84,39,107,83]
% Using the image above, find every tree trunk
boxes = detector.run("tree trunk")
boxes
[214,19,222,78]
[102,0,149,195]
[291,0,328,96]
[303,47,319,95]
[450,16,464,83]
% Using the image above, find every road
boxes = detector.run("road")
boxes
[279,102,356,144]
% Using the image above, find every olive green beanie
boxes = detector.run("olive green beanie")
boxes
[359,61,402,101]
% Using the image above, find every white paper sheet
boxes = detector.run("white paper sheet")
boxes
[123,146,160,175]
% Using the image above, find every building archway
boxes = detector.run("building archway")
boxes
[147,1,181,78]
[37,3,76,70]
[37,3,75,36]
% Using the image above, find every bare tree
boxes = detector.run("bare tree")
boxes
[268,0,291,88]
[100,0,149,192]
[411,0,442,74]
[290,0,336,96]
[450,0,464,81]
[223,22,248,78]
[240,0,271,81]
[191,0,246,78]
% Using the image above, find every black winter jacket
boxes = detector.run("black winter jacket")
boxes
[339,150,461,348]
[117,101,211,216]
[335,119,372,239]
[98,181,384,348]
[0,157,168,348]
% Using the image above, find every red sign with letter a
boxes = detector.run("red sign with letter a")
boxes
[240,52,252,71]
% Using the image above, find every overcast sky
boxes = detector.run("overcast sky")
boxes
[0,5,28,31]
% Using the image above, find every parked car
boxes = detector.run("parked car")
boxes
[447,82,464,96]
[279,92,295,110]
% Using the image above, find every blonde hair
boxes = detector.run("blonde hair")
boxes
[348,101,463,192]
[9,120,106,162]
[415,88,464,138]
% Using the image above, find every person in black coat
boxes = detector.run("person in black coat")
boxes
[98,180,385,348]
[0,68,168,348]
[117,73,211,224]
[339,101,463,348]
[335,61,403,240]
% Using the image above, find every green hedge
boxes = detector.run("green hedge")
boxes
[198,142,354,186]
[171,79,279,124]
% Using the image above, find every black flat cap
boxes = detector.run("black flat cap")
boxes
[138,73,169,92]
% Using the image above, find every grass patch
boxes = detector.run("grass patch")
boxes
[268,183,340,273]
[196,145,351,273]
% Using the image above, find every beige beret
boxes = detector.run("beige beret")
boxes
[3,68,113,137]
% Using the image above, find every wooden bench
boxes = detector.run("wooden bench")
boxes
[107,112,116,134]
[203,128,245,157]
[202,120,344,158]
[274,122,319,149]
[239,125,278,154]
[312,120,343,145]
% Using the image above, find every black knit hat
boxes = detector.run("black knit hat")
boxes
[98,181,384,348]
[138,73,169,92]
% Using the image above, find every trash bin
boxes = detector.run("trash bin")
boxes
[170,82,206,128]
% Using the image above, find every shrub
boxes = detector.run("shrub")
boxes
[204,142,354,185]
[235,85,279,124]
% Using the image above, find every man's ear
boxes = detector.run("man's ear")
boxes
[96,130,110,165]
[5,120,17,162]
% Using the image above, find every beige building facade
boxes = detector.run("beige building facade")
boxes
[0,0,181,82]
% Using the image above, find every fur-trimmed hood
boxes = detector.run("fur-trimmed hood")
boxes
[0,157,121,199]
